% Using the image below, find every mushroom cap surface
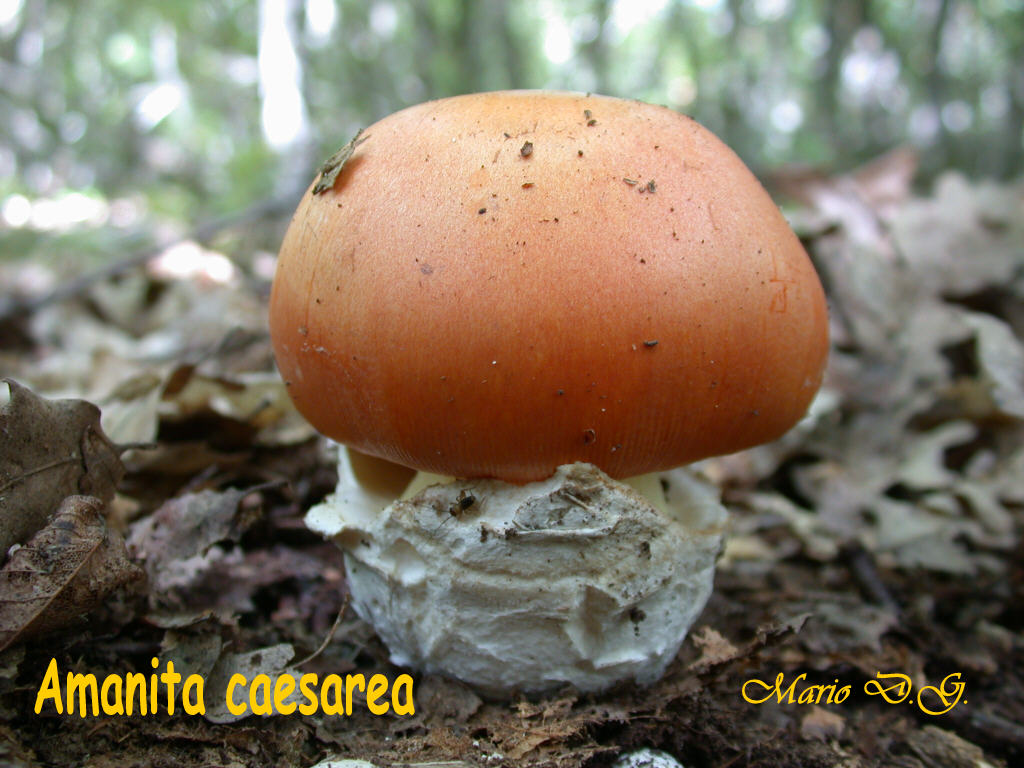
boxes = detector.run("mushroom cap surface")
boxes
[270,91,828,482]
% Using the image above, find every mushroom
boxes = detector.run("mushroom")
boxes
[270,91,828,696]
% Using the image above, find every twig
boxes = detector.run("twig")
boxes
[0,457,78,494]
[295,592,349,667]
[843,543,903,616]
[969,710,1024,750]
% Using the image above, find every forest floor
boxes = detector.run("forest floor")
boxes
[0,152,1022,767]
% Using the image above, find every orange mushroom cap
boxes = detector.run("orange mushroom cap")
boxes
[269,91,828,483]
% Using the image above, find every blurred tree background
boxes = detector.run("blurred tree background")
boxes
[0,0,1021,265]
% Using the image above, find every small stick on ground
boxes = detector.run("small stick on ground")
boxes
[296,592,350,667]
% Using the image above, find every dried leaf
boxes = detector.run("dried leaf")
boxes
[871,497,977,574]
[98,372,164,445]
[755,613,810,645]
[964,312,1024,419]
[800,601,899,654]
[687,626,741,673]
[504,716,589,761]
[897,421,977,490]
[850,146,918,216]
[0,495,142,652]
[956,481,1014,539]
[907,725,993,768]
[159,367,316,446]
[202,643,295,723]
[312,130,369,195]
[212,545,340,618]
[160,629,224,687]
[0,380,125,554]
[127,486,261,598]
[746,491,841,561]
[892,173,1024,296]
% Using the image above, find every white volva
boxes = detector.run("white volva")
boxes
[307,449,726,697]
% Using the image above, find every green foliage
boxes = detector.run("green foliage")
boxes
[0,0,1021,257]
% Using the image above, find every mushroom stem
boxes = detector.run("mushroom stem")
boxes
[306,446,727,697]
[623,472,671,517]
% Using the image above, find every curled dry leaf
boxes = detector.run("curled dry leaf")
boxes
[0,495,143,652]
[101,364,316,449]
[0,380,125,555]
[687,625,741,673]
[159,366,318,446]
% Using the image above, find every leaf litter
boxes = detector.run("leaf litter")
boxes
[0,380,126,554]
[0,495,142,652]
[0,157,1022,766]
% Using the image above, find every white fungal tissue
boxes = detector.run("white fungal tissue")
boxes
[307,454,726,697]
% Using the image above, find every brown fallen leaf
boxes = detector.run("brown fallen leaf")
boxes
[159,628,225,701]
[687,625,741,673]
[312,129,369,195]
[201,642,295,723]
[0,495,143,652]
[158,366,317,446]
[0,380,125,555]
[127,486,266,612]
